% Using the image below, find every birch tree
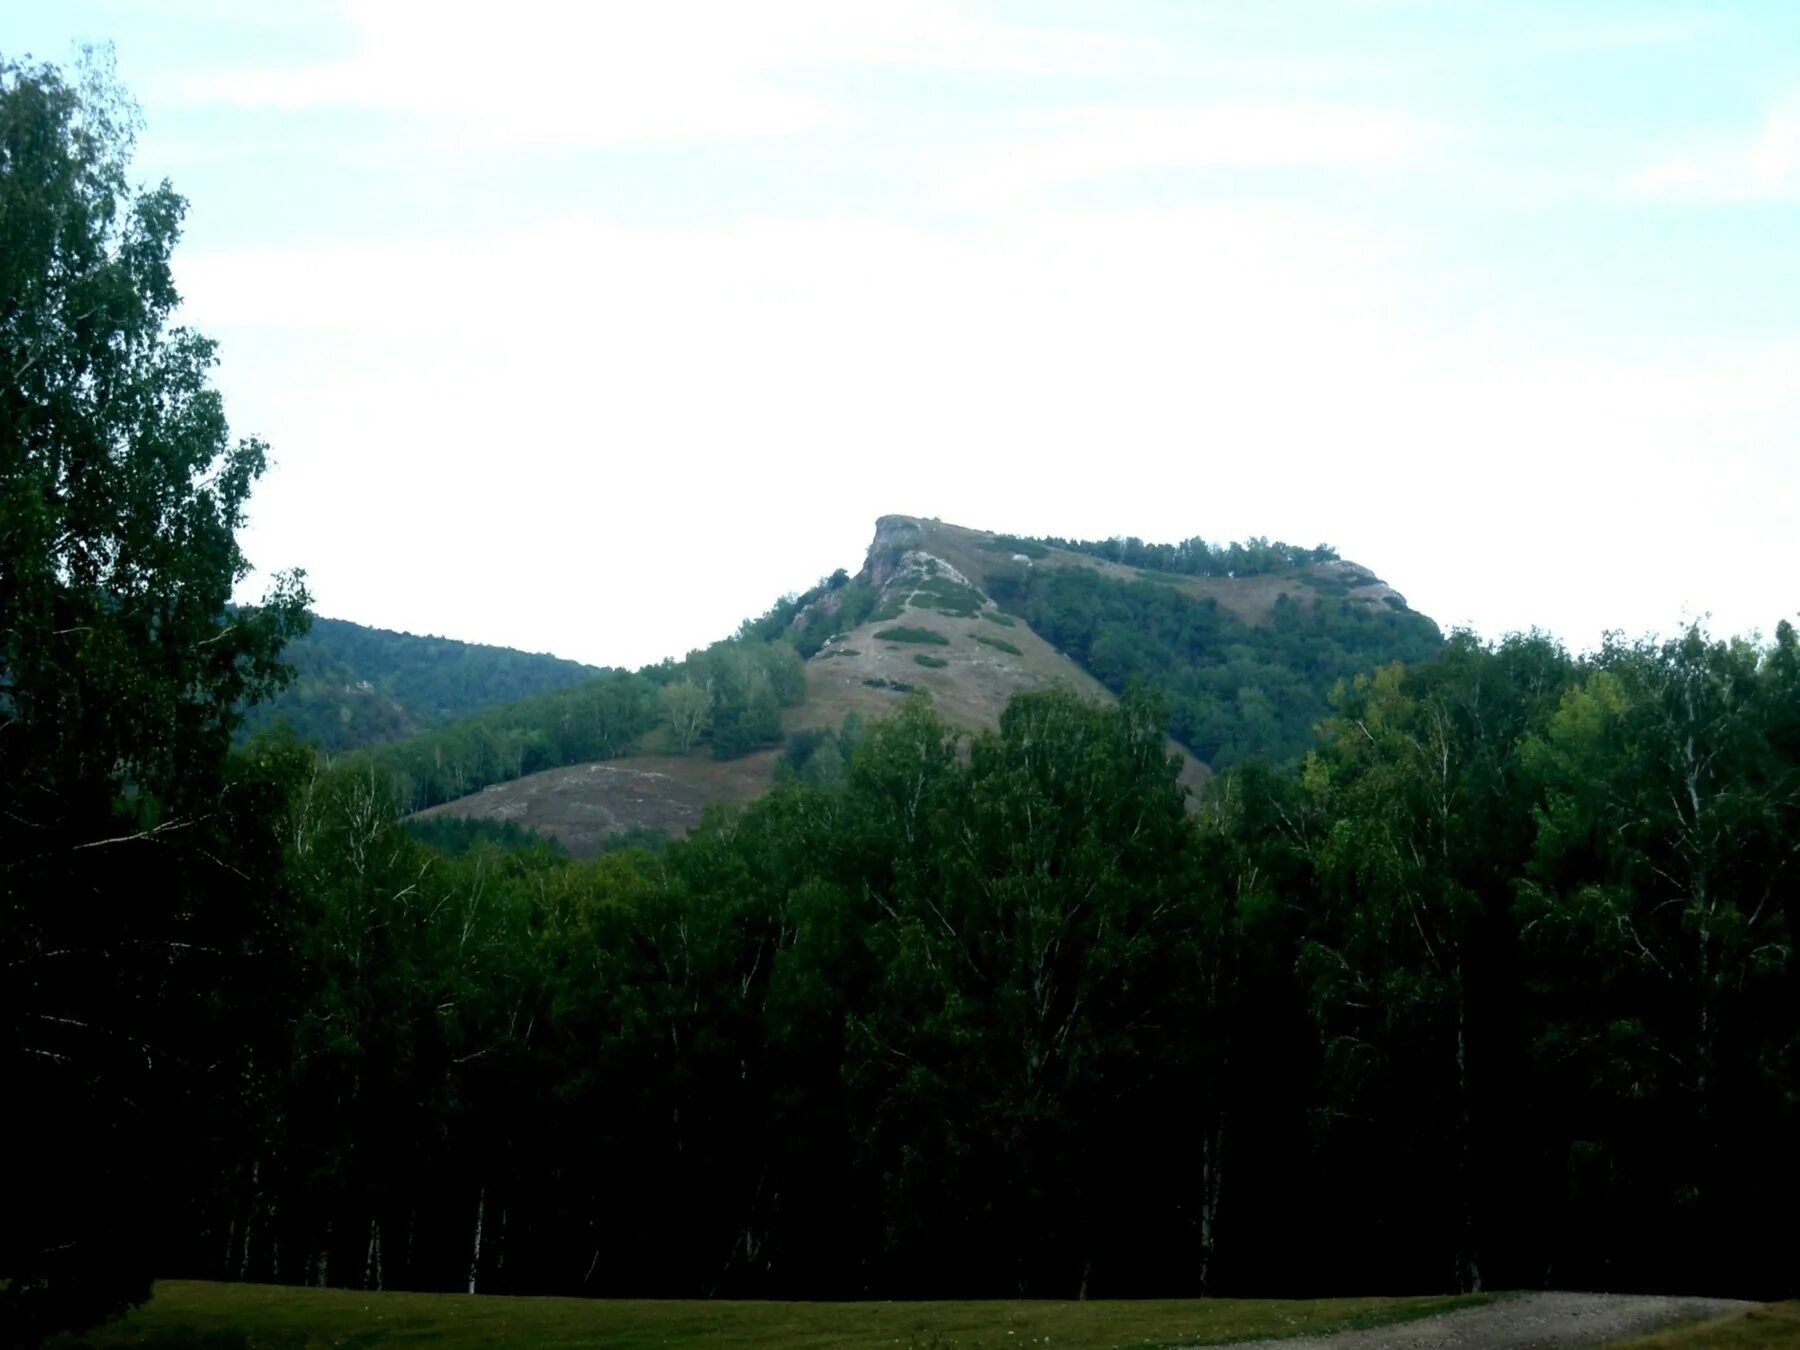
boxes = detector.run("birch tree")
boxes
[0,51,307,1344]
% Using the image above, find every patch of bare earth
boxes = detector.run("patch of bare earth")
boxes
[1215,1293,1755,1350]
[795,602,1208,793]
[895,516,1409,628]
[411,751,778,857]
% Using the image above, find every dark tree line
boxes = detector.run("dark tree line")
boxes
[1039,534,1341,577]
[6,51,1799,1348]
[239,615,603,751]
[987,561,1443,767]
[153,634,1799,1307]
[1,51,309,1344]
[348,637,807,813]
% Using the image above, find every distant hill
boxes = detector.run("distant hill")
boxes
[775,515,1438,767]
[243,614,602,750]
[411,515,1441,854]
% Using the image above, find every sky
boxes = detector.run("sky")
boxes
[12,1,1800,668]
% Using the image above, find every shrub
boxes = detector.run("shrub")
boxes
[913,654,949,668]
[862,677,917,693]
[906,575,984,618]
[981,535,1049,559]
[982,611,1018,628]
[973,633,1022,656]
[875,626,950,645]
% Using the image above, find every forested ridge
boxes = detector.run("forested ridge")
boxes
[5,51,1799,1349]
[985,558,1442,766]
[238,615,603,750]
[149,634,1800,1306]
[355,637,806,812]
[322,531,1435,823]
[1035,532,1341,577]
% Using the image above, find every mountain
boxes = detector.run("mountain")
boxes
[242,614,603,750]
[408,515,1440,854]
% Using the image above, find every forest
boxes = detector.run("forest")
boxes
[1036,533,1342,577]
[4,50,1799,1349]
[237,616,603,751]
[986,559,1443,766]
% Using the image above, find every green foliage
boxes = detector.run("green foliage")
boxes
[0,53,309,1344]
[979,535,1049,559]
[904,574,985,618]
[875,626,950,645]
[355,638,805,811]
[972,633,1022,655]
[403,815,567,857]
[365,671,657,809]
[29,612,1800,1309]
[913,653,949,668]
[737,569,858,659]
[982,610,1018,628]
[863,677,918,693]
[998,564,1441,767]
[598,825,672,855]
[7,78,1794,1317]
[1042,532,1339,577]
[1296,572,1352,597]
[1276,626,1800,1296]
[240,615,599,750]
[774,721,861,791]
[658,678,712,754]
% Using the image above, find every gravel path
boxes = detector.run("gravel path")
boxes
[1217,1292,1753,1349]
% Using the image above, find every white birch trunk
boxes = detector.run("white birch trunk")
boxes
[1199,1114,1224,1297]
[468,1189,485,1295]
[365,1217,383,1290]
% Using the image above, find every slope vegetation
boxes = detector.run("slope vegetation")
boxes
[242,614,601,749]
[391,515,1439,853]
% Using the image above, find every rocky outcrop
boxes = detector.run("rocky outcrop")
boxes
[860,515,926,591]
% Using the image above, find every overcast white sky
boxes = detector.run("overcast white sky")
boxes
[14,1,1800,667]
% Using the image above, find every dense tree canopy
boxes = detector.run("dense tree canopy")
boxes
[0,52,306,1344]
[1037,533,1340,577]
[988,561,1442,766]
[361,636,805,813]
[6,52,1798,1349]
[145,636,1800,1306]
[239,615,601,750]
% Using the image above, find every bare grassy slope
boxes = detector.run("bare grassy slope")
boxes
[416,515,1410,850]
[788,522,1207,793]
[412,751,779,856]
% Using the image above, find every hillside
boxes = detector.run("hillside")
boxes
[414,515,1439,854]
[241,614,602,749]
[781,516,1425,756]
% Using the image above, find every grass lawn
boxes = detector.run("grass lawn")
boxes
[1615,1303,1800,1348]
[54,1281,1488,1350]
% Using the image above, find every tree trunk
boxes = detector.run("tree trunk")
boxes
[1199,1113,1224,1296]
[239,1159,261,1281]
[365,1216,383,1290]
[1455,976,1481,1293]
[469,1189,485,1295]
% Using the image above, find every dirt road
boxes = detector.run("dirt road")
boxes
[1218,1292,1751,1348]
